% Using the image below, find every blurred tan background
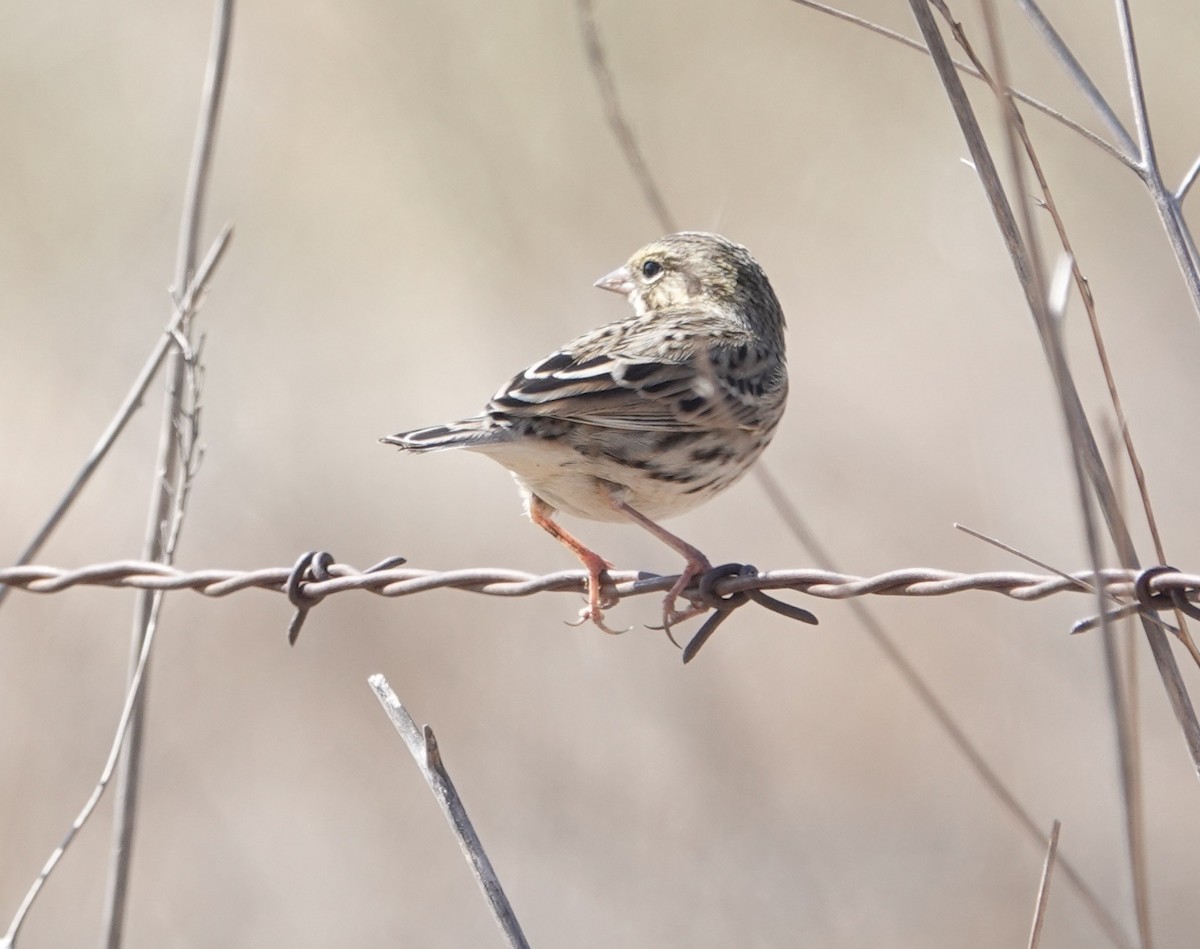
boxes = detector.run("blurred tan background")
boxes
[3,0,1200,945]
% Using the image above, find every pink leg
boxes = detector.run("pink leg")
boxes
[600,489,712,632]
[528,495,625,634]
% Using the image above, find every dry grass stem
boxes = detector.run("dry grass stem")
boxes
[906,0,1200,785]
[368,675,530,949]
[0,224,232,612]
[101,2,234,946]
[787,0,1136,167]
[760,471,1134,948]
[1026,819,1062,949]
[952,2,1155,940]
[1016,0,1137,156]
[934,0,1199,670]
[955,522,1186,648]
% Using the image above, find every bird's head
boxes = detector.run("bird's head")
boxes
[594,232,783,332]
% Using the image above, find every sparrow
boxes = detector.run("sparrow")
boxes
[382,232,788,634]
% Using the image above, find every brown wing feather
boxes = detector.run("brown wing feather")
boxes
[487,312,783,434]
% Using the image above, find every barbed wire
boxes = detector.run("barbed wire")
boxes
[4,556,1199,602]
[4,556,1199,656]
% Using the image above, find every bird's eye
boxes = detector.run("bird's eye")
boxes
[641,259,663,279]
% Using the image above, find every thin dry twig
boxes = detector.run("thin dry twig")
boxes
[942,3,1157,939]
[785,0,1136,168]
[0,228,228,949]
[368,675,530,949]
[0,615,162,949]
[1016,0,1137,156]
[759,472,1135,949]
[0,225,231,612]
[1105,425,1153,949]
[1026,819,1062,949]
[576,6,1136,941]
[1113,0,1200,306]
[938,36,1200,929]
[948,0,1200,667]
[792,0,1200,310]
[1176,155,1200,203]
[955,522,1187,647]
[101,3,233,946]
[908,0,1200,784]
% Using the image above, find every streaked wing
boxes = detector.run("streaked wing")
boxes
[487,331,781,434]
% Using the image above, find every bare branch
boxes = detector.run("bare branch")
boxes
[931,7,1166,938]
[368,676,530,949]
[0,224,231,612]
[1114,0,1200,313]
[1017,0,1137,157]
[906,0,1200,781]
[102,3,234,946]
[1113,0,1153,170]
[935,5,1199,666]
[785,0,1137,169]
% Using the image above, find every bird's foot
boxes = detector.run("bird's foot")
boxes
[651,554,714,646]
[564,563,629,634]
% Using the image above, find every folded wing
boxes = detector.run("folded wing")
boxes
[487,332,783,435]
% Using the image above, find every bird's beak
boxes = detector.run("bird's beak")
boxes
[594,265,635,296]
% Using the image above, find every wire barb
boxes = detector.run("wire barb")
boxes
[1134,564,1200,621]
[286,551,334,645]
[286,551,411,644]
[1072,565,1200,633]
[681,564,819,663]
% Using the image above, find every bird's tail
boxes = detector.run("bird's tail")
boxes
[380,418,498,453]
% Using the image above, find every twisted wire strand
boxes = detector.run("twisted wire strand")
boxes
[3,559,1199,608]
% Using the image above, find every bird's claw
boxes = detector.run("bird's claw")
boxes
[649,596,709,648]
[565,570,628,633]
[567,605,631,635]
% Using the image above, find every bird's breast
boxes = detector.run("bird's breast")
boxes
[473,424,769,522]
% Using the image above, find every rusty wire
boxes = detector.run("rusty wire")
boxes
[4,555,1200,663]
[3,556,1199,631]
